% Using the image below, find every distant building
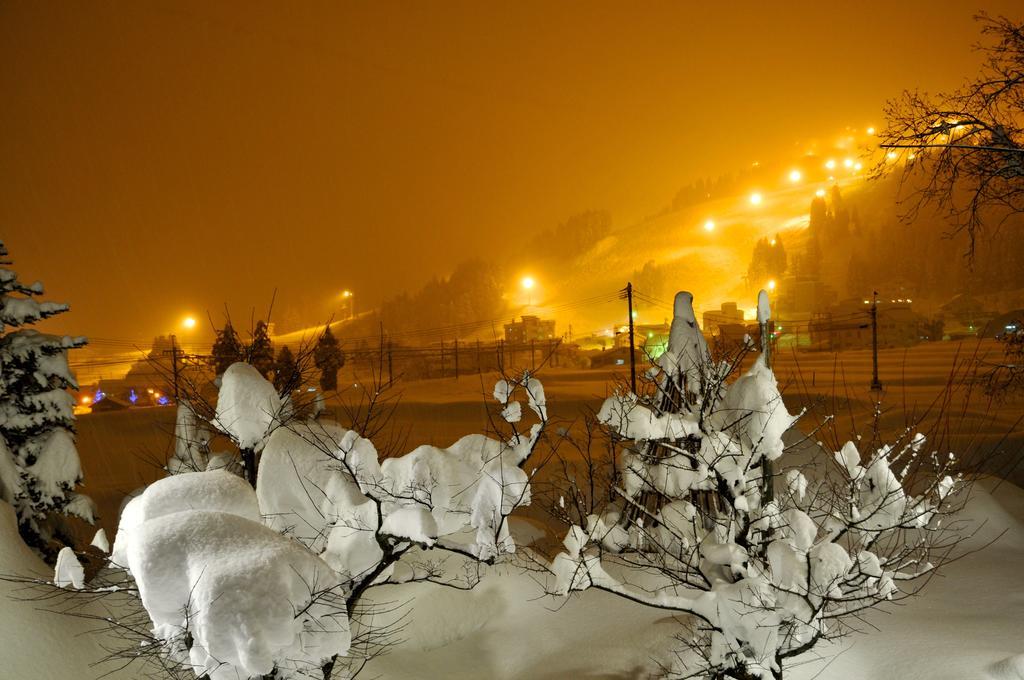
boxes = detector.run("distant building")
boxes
[982,310,1024,339]
[809,298,926,351]
[613,323,671,354]
[702,302,745,335]
[777,275,837,316]
[940,294,993,335]
[504,315,556,344]
[89,397,129,412]
[715,322,765,348]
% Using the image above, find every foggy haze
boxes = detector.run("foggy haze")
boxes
[2,0,1019,341]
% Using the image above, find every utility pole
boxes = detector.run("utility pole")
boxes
[379,321,385,379]
[454,338,460,380]
[758,290,774,504]
[168,334,181,402]
[870,291,883,391]
[624,282,637,394]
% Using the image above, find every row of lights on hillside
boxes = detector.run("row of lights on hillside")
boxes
[717,125,881,228]
[700,162,861,235]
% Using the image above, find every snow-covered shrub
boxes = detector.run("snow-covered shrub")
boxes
[259,372,544,572]
[0,241,92,551]
[548,290,965,680]
[112,475,349,680]
[166,401,213,474]
[68,362,548,679]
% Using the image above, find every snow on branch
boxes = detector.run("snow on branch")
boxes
[546,290,968,680]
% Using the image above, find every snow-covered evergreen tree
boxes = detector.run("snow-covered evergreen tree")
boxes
[0,241,92,551]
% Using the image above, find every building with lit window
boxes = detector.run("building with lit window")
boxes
[503,315,556,344]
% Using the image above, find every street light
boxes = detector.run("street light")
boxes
[749,192,763,206]
[340,290,354,320]
[703,219,716,232]
[788,169,802,183]
[521,276,535,307]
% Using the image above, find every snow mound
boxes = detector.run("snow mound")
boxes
[112,469,260,566]
[125,509,349,680]
[53,546,84,589]
[257,420,384,580]
[215,362,283,451]
[990,655,1024,680]
[0,501,135,679]
[381,432,531,559]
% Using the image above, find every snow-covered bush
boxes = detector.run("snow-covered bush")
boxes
[547,291,965,680]
[0,241,92,552]
[72,361,548,679]
[112,473,348,680]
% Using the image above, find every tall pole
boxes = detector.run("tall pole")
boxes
[758,290,774,504]
[378,321,386,380]
[626,282,637,394]
[454,338,460,380]
[387,340,393,387]
[870,291,883,391]
[170,334,180,402]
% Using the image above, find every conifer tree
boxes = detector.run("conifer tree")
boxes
[272,345,299,393]
[247,320,275,379]
[211,321,244,376]
[313,326,344,392]
[0,241,93,551]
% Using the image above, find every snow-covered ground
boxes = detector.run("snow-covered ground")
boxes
[0,501,133,679]
[2,468,1022,680]
[11,339,1022,680]
[358,478,1024,680]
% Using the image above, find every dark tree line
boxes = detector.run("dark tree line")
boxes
[210,321,345,394]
